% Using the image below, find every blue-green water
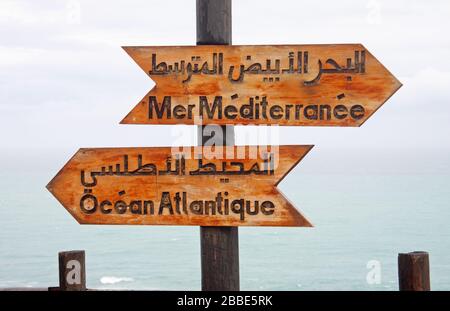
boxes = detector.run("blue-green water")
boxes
[0,167,449,290]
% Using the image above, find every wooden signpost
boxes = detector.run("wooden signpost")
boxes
[121,44,401,126]
[46,0,401,291]
[47,145,313,227]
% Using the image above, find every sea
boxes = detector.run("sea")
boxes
[0,159,449,290]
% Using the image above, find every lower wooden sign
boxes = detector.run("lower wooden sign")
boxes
[46,145,313,227]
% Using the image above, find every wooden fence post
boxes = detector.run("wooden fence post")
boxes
[398,251,430,291]
[58,250,86,291]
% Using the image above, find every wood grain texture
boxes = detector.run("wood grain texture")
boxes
[121,44,401,126]
[197,0,239,292]
[398,251,431,291]
[46,145,313,227]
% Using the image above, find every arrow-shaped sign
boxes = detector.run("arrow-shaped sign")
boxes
[47,145,313,227]
[121,44,401,126]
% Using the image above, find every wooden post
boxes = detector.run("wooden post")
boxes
[398,251,430,291]
[58,250,86,291]
[197,0,239,291]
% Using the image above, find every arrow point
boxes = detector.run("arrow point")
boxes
[45,182,52,192]
[121,46,132,54]
[287,206,314,227]
[120,113,133,124]
[121,46,136,61]
[274,187,314,227]
[302,218,314,228]
[288,207,314,228]
[46,174,59,194]
[75,217,87,225]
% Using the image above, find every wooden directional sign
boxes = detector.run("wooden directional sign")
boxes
[47,145,313,227]
[121,44,401,126]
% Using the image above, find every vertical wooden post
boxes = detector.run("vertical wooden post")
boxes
[398,251,430,291]
[197,0,239,291]
[58,250,86,291]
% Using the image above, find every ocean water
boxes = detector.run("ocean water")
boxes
[0,167,449,290]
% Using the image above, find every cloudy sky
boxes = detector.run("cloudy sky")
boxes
[1,0,449,175]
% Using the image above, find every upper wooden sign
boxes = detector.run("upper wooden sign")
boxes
[121,44,401,126]
[47,145,313,227]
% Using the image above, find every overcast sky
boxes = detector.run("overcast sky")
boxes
[1,0,449,175]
